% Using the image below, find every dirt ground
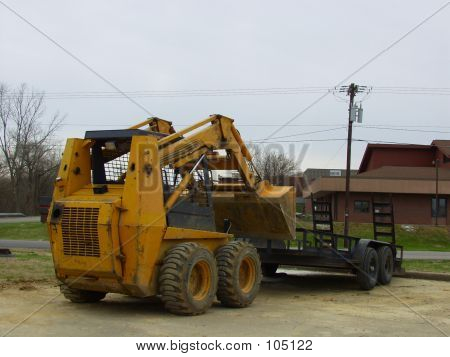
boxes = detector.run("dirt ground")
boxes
[1,270,449,337]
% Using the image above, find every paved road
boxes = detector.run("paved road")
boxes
[1,239,450,260]
[0,216,40,223]
[0,239,49,250]
[403,251,450,260]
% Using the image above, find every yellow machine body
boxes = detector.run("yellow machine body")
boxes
[47,115,295,298]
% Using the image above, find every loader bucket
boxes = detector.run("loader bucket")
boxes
[212,183,296,240]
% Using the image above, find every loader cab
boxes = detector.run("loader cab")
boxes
[85,129,165,187]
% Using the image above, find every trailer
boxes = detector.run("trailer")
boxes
[255,228,402,289]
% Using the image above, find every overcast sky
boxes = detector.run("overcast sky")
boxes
[1,0,449,171]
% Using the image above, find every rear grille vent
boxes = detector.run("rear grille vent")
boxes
[61,207,100,257]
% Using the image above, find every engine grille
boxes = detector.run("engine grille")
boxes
[61,207,100,257]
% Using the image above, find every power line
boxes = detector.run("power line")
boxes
[40,86,331,94]
[253,138,449,146]
[250,125,450,142]
[374,86,450,91]
[4,86,449,100]
[252,126,347,142]
[248,138,350,144]
[36,138,352,147]
[354,125,450,134]
[352,138,433,145]
[360,124,450,128]
[34,122,450,133]
[38,122,347,127]
[35,137,450,148]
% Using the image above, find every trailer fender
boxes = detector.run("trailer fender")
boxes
[352,239,393,264]
[351,239,371,263]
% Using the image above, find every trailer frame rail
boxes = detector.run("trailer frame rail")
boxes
[256,227,403,273]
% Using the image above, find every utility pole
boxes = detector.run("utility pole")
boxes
[343,83,358,236]
[336,83,369,236]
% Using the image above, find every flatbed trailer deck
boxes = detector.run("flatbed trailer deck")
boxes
[256,227,403,290]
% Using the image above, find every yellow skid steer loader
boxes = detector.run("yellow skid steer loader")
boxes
[47,115,295,315]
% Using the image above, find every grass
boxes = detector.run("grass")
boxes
[0,222,48,241]
[402,260,450,273]
[297,218,450,252]
[0,249,55,285]
[1,219,449,252]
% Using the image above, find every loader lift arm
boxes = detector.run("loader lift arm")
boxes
[143,114,295,241]
[130,115,263,212]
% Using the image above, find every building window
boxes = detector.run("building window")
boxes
[329,169,342,177]
[431,198,447,218]
[354,200,370,213]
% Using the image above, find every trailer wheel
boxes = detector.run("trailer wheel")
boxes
[60,284,106,303]
[216,241,262,307]
[356,247,379,290]
[262,263,279,277]
[377,246,393,285]
[159,242,217,315]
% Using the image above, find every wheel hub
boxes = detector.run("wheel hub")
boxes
[239,257,256,294]
[188,260,211,301]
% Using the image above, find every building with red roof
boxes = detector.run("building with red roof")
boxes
[304,140,450,225]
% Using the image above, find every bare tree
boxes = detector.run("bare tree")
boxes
[0,83,63,214]
[250,144,299,183]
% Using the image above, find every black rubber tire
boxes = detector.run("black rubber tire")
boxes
[356,247,379,290]
[261,263,279,277]
[60,284,106,303]
[377,246,394,285]
[159,242,218,316]
[216,241,262,307]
